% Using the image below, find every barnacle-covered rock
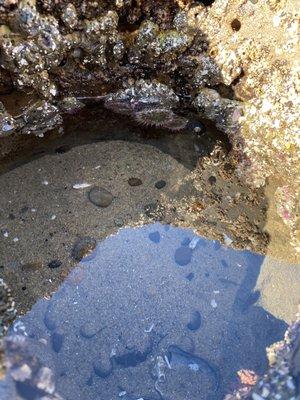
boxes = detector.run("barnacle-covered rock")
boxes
[105,80,179,114]
[0,278,16,379]
[16,100,62,137]
[193,88,244,135]
[226,309,300,400]
[0,101,16,136]
[104,79,188,130]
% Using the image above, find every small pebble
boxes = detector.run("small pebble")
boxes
[187,311,202,331]
[72,237,97,261]
[80,322,99,338]
[149,231,161,243]
[208,176,217,185]
[155,180,166,189]
[186,272,195,281]
[88,187,113,208]
[13,237,19,243]
[174,246,192,266]
[128,177,142,186]
[48,260,62,269]
[42,180,49,186]
[51,332,64,353]
[114,217,124,227]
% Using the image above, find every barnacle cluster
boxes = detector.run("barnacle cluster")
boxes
[0,278,16,378]
[0,0,299,248]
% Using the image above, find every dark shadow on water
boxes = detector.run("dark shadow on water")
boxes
[1,223,287,400]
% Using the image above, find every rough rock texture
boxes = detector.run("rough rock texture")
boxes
[0,0,298,250]
[226,308,300,400]
[0,278,16,379]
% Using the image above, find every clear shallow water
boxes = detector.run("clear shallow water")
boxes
[1,223,287,400]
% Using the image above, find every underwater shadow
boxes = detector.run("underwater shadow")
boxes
[1,223,287,400]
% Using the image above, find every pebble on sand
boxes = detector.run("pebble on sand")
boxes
[88,187,113,208]
[48,260,62,269]
[128,177,142,187]
[155,180,166,189]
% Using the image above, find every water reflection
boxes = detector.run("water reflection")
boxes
[1,224,287,400]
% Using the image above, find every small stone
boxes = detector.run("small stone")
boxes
[149,231,161,243]
[114,217,124,227]
[80,321,99,338]
[88,187,113,208]
[48,260,62,269]
[128,177,142,186]
[187,311,202,331]
[155,180,166,189]
[174,246,192,266]
[72,237,97,261]
[208,176,217,185]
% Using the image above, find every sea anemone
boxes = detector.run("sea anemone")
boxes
[133,107,187,131]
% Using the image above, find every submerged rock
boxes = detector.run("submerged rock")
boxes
[88,187,113,208]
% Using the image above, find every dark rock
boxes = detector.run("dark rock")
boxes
[186,272,195,281]
[174,246,192,266]
[51,332,64,353]
[48,260,62,269]
[128,177,142,186]
[148,231,161,243]
[187,311,202,331]
[155,180,166,189]
[72,237,97,261]
[88,187,113,208]
[208,176,217,185]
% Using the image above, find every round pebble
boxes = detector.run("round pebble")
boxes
[155,180,166,190]
[48,260,62,269]
[174,246,192,266]
[187,311,202,331]
[148,231,161,243]
[72,237,97,261]
[80,321,99,338]
[128,177,142,187]
[88,187,113,208]
[208,176,217,185]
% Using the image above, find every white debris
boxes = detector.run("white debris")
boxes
[72,183,91,189]
[42,180,49,185]
[189,237,200,249]
[211,299,218,308]
[164,355,172,369]
[3,230,9,238]
[118,391,127,397]
[13,237,19,242]
[50,215,56,220]
[145,323,154,333]
[223,234,233,246]
[188,363,200,372]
